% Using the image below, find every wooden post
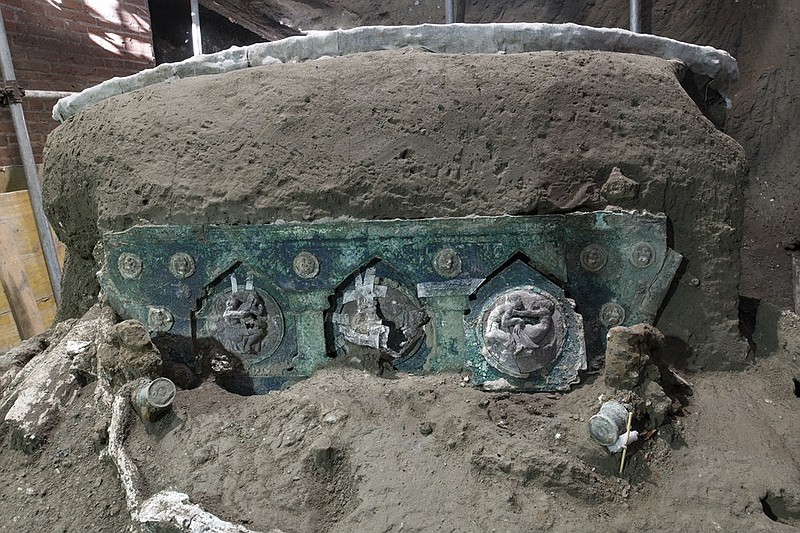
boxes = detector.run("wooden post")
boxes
[0,221,45,339]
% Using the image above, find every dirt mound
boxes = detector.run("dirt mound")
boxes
[44,49,746,369]
[2,315,799,531]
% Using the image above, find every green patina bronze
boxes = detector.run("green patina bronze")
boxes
[99,211,681,394]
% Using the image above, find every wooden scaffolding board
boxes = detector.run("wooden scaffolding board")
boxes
[0,190,65,351]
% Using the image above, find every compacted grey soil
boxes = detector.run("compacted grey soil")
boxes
[1,327,799,532]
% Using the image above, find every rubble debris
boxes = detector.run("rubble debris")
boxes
[100,319,162,387]
[604,323,665,390]
[0,305,115,452]
[0,320,77,391]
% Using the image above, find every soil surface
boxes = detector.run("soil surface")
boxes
[1,336,799,532]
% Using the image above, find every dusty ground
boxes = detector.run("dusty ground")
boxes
[1,326,798,532]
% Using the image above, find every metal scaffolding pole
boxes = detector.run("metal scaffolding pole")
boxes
[445,0,465,24]
[190,0,202,56]
[0,7,62,306]
[630,0,641,32]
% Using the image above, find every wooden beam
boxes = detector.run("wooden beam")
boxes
[0,221,45,339]
[198,0,302,42]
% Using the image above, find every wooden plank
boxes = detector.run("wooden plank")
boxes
[0,312,21,351]
[0,221,46,339]
[0,165,28,193]
[0,189,64,348]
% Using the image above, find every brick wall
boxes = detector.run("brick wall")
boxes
[0,0,154,166]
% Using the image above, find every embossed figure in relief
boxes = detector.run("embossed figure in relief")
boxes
[118,252,143,279]
[433,247,462,278]
[217,289,270,355]
[483,289,564,377]
[332,267,428,360]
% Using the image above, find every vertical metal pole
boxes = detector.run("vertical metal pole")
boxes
[0,7,61,306]
[630,0,641,32]
[445,0,455,24]
[190,0,202,56]
[445,0,465,23]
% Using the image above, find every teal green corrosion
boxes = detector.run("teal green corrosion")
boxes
[99,212,681,394]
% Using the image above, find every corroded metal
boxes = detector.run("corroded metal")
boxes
[588,400,629,446]
[169,252,196,279]
[629,242,655,269]
[147,306,173,332]
[580,244,607,272]
[99,212,682,393]
[433,247,462,278]
[330,267,428,364]
[599,302,626,327]
[465,259,585,391]
[482,289,564,377]
[133,377,176,422]
[293,251,320,279]
[118,252,143,280]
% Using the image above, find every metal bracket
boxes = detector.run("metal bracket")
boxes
[0,81,24,106]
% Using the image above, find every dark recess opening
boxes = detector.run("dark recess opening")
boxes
[761,496,779,522]
[794,378,800,398]
[148,0,263,64]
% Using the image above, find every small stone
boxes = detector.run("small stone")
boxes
[496,420,509,429]
[601,167,639,203]
[322,409,348,424]
[478,399,490,408]
[419,422,433,436]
